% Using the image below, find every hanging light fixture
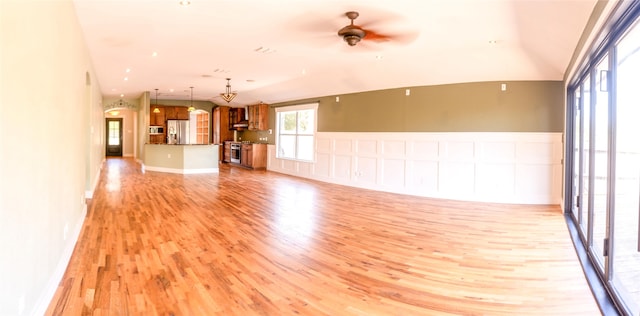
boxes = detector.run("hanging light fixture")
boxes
[153,88,160,113]
[220,78,237,103]
[187,86,195,112]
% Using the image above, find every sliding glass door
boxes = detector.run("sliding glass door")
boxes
[568,13,640,315]
[610,19,640,314]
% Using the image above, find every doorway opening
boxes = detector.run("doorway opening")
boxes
[106,118,123,156]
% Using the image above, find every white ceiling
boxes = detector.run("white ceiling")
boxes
[73,0,597,106]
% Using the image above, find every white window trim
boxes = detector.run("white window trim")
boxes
[275,102,318,162]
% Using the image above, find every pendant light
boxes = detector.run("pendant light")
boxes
[187,86,195,112]
[153,88,160,113]
[220,78,237,103]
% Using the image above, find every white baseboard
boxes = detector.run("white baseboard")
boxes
[31,204,87,316]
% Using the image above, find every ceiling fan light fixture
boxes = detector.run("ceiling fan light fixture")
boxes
[220,78,237,103]
[343,35,362,46]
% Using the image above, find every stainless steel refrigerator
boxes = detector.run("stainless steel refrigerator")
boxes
[167,120,190,144]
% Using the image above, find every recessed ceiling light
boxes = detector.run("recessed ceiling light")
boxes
[302,69,307,75]
[152,52,158,57]
[124,77,128,81]
[169,88,174,92]
[125,68,131,73]
[120,94,124,97]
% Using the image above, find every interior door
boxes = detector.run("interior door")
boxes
[106,118,123,156]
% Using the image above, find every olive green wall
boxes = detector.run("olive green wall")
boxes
[265,80,564,134]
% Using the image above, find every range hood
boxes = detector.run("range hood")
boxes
[232,106,249,128]
[233,121,248,128]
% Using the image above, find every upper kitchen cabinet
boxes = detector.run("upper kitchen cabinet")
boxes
[150,107,165,126]
[175,107,189,120]
[164,106,175,120]
[165,106,189,120]
[247,103,269,131]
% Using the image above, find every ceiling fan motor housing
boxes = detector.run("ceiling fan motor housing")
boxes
[338,25,366,46]
[338,11,366,46]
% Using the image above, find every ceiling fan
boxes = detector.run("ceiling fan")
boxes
[337,11,410,47]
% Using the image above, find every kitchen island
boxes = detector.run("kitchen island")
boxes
[143,144,219,174]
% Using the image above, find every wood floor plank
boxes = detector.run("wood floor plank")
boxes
[45,157,601,315]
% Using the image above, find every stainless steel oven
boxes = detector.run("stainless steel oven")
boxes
[230,143,241,163]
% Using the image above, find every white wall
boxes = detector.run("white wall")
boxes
[268,132,563,204]
[0,1,104,314]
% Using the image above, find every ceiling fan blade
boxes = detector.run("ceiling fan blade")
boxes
[363,28,419,45]
[363,30,392,42]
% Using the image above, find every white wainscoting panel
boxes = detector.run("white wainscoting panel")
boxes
[267,132,563,204]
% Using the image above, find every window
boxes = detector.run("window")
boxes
[275,103,318,162]
[108,120,120,145]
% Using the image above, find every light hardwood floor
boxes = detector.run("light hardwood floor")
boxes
[46,157,601,315]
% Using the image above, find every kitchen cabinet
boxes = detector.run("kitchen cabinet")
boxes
[240,143,267,169]
[150,107,165,126]
[213,106,233,144]
[247,103,268,131]
[175,107,189,120]
[223,141,231,163]
[164,107,175,120]
[164,106,189,120]
[149,107,166,144]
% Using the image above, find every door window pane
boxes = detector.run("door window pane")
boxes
[581,76,591,237]
[572,87,582,222]
[108,121,120,145]
[612,20,640,315]
[592,55,610,269]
